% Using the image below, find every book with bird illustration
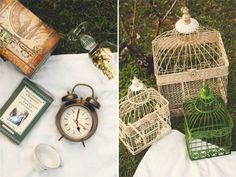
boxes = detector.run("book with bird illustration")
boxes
[0,77,53,144]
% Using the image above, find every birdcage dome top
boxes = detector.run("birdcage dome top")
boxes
[152,7,227,76]
[183,85,233,133]
[119,77,169,125]
[125,76,149,105]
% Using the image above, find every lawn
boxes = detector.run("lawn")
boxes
[119,1,236,177]
[20,0,117,54]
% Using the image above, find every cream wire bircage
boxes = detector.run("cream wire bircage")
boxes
[119,76,171,155]
[152,7,228,116]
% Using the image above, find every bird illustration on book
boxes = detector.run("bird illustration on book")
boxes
[8,108,29,126]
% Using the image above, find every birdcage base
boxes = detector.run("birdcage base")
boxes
[189,148,231,160]
[120,126,171,155]
[187,138,231,160]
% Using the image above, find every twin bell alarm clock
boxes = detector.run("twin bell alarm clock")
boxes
[56,84,100,146]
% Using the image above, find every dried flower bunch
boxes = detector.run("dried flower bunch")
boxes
[92,47,114,79]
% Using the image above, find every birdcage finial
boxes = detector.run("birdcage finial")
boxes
[199,84,214,100]
[175,7,199,34]
[129,76,144,91]
[181,7,191,24]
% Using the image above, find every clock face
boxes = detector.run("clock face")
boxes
[60,105,93,140]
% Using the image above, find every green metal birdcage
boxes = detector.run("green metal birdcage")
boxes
[183,84,233,160]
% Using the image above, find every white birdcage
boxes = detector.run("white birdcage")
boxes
[152,7,228,116]
[119,76,171,155]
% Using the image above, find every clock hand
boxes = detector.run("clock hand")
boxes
[76,108,80,121]
[73,119,87,130]
[73,119,81,133]
[77,122,88,130]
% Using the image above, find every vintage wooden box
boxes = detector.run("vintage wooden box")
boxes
[0,0,60,76]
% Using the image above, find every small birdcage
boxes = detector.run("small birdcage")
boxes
[119,76,171,155]
[152,7,228,116]
[183,85,233,160]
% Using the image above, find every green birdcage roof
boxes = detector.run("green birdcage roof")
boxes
[183,84,233,134]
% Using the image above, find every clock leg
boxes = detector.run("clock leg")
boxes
[58,135,64,141]
[82,139,85,147]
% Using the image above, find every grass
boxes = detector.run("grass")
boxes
[20,0,117,54]
[119,1,236,177]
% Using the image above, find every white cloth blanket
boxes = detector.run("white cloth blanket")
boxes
[0,53,118,177]
[134,130,236,177]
